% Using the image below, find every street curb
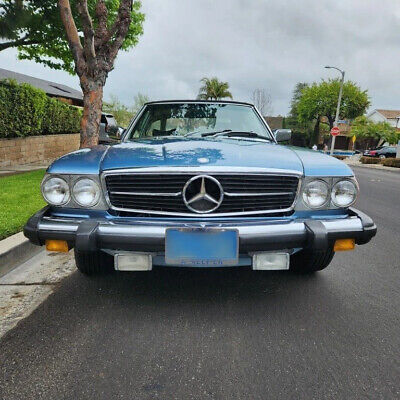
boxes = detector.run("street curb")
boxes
[0,232,43,278]
[344,160,400,173]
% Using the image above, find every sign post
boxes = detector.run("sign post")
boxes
[326,67,346,155]
[330,127,340,155]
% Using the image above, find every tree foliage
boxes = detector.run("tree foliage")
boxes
[351,116,399,144]
[296,79,370,129]
[0,1,144,74]
[251,88,272,116]
[103,94,133,127]
[197,77,233,101]
[132,92,149,115]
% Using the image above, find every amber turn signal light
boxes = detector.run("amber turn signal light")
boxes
[334,239,355,252]
[45,240,69,253]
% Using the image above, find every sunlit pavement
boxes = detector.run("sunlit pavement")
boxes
[0,166,399,399]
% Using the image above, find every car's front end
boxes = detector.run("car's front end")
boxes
[24,101,376,274]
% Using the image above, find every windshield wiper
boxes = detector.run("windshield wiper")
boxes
[184,129,231,137]
[200,129,232,137]
[203,130,272,141]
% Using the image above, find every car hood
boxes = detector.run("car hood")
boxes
[100,137,304,172]
[48,137,353,177]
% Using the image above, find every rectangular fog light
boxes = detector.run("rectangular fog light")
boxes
[252,252,289,270]
[115,253,152,271]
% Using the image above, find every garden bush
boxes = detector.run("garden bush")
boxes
[333,155,346,160]
[360,156,380,164]
[381,158,400,168]
[0,79,81,138]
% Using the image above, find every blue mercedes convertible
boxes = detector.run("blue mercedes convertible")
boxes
[24,100,376,274]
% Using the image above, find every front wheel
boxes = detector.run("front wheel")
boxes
[379,155,386,159]
[290,247,334,273]
[74,250,114,275]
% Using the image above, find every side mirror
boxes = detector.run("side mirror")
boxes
[275,129,292,143]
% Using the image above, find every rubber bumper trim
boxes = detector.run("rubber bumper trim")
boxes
[24,207,377,252]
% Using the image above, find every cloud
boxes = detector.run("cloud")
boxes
[1,0,399,114]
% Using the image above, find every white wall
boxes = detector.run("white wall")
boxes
[368,110,399,128]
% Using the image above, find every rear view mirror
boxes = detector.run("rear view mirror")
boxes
[275,129,292,142]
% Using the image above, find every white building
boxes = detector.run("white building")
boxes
[367,109,400,128]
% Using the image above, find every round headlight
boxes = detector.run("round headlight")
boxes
[331,180,358,207]
[42,177,70,205]
[72,178,100,207]
[302,180,329,208]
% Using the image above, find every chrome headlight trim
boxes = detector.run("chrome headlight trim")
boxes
[331,179,358,208]
[41,173,107,210]
[41,175,71,206]
[301,179,330,209]
[72,177,101,207]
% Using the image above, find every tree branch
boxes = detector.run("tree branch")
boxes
[0,35,40,52]
[76,0,96,69]
[94,0,108,50]
[58,0,85,76]
[107,0,132,63]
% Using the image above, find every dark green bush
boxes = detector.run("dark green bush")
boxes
[0,79,81,138]
[42,97,81,135]
[360,156,380,164]
[381,158,400,168]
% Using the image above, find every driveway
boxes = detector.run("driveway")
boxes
[0,166,399,399]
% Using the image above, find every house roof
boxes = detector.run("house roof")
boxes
[375,109,400,119]
[0,68,83,102]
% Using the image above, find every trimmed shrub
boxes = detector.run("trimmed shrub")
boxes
[0,79,81,138]
[42,97,81,135]
[360,156,380,164]
[381,158,400,168]
[0,79,47,137]
[333,155,346,160]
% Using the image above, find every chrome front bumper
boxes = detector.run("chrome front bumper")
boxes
[24,207,376,254]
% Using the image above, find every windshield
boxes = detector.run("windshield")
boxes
[126,103,272,140]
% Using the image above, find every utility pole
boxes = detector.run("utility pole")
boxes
[325,66,345,155]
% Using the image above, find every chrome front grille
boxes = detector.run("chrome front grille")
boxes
[104,171,300,217]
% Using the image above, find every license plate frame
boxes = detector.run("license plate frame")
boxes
[165,228,239,267]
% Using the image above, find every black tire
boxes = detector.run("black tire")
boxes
[290,247,335,273]
[74,250,114,275]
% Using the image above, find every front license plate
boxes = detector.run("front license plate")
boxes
[165,228,238,267]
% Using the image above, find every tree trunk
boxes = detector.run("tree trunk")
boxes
[327,115,334,130]
[311,116,320,144]
[80,80,103,148]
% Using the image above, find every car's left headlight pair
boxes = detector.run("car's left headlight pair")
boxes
[42,176,101,208]
[302,178,358,209]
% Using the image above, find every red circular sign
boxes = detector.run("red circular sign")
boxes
[331,127,340,136]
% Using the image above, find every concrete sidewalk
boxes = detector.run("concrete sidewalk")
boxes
[343,156,400,173]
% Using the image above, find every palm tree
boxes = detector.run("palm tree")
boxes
[197,77,233,100]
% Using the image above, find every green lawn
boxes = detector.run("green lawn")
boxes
[0,169,46,240]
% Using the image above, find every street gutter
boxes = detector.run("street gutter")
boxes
[0,233,43,278]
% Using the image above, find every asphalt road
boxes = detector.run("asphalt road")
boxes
[1,166,399,400]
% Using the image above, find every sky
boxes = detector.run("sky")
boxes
[1,0,400,115]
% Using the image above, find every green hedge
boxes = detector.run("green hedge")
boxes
[381,158,400,168]
[0,79,81,138]
[360,156,380,164]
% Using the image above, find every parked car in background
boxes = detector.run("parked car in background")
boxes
[99,113,119,144]
[363,146,384,156]
[369,146,396,158]
[24,100,376,276]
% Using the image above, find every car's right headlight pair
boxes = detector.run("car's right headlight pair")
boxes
[302,179,358,209]
[42,176,101,208]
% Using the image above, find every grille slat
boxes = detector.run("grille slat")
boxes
[105,173,299,216]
